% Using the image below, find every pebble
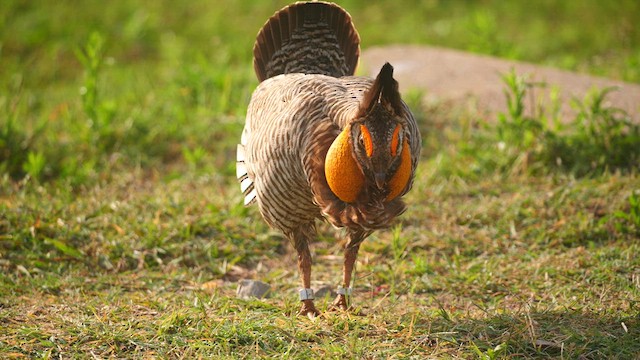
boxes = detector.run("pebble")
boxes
[313,285,337,299]
[236,280,271,299]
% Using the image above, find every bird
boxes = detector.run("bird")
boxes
[236,1,421,316]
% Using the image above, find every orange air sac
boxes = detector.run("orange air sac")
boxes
[325,127,364,203]
[385,137,411,202]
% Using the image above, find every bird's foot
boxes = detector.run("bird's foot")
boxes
[328,295,366,315]
[298,299,321,318]
[328,294,349,311]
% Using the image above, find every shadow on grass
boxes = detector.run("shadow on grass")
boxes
[418,309,639,358]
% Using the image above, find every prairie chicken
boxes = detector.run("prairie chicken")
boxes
[237,1,421,316]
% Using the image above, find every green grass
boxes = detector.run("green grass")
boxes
[1,0,640,358]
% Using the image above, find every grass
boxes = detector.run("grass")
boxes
[1,0,640,358]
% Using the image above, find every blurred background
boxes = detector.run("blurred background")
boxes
[2,0,639,183]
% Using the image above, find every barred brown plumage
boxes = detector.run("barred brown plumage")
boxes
[237,1,421,316]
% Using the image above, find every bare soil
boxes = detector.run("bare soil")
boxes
[362,45,640,122]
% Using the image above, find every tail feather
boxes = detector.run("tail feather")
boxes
[253,1,360,82]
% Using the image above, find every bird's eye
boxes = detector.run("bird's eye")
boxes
[358,135,365,147]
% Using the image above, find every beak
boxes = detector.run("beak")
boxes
[374,172,386,189]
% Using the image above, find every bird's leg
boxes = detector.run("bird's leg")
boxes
[291,225,320,317]
[331,243,360,310]
[332,229,369,311]
[296,242,318,316]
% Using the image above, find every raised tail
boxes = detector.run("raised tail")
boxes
[253,1,360,82]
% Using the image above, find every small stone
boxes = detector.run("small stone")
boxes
[313,285,337,299]
[236,280,271,299]
[98,254,114,270]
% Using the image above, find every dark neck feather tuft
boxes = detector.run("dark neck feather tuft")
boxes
[359,62,403,117]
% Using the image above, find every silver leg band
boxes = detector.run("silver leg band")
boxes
[337,287,352,296]
[299,288,314,301]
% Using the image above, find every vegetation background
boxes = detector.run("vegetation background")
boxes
[1,0,639,358]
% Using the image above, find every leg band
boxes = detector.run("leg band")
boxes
[299,288,315,301]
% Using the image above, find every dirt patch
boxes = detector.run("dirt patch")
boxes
[361,45,640,122]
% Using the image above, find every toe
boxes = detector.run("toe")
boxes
[329,295,349,311]
[298,300,321,317]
